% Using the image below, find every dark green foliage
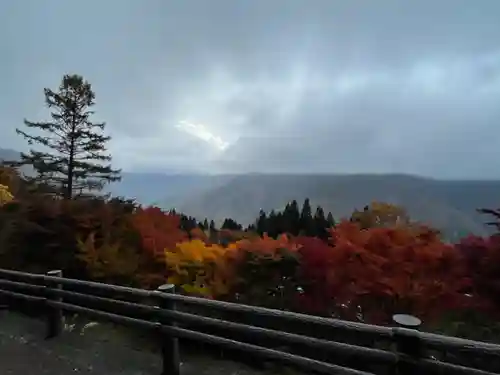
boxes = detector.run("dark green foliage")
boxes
[286,199,301,235]
[477,207,500,233]
[107,196,139,214]
[221,218,242,231]
[179,214,197,233]
[250,198,335,239]
[209,220,216,232]
[326,211,335,227]
[300,198,314,236]
[267,210,279,237]
[202,218,209,230]
[255,209,267,235]
[314,206,328,240]
[8,74,121,199]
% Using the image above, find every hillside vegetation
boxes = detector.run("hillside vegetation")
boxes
[3,146,500,240]
[1,170,500,343]
[2,73,500,345]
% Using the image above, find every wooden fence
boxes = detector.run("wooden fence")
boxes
[0,268,499,375]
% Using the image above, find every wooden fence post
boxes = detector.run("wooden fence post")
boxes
[392,314,423,375]
[156,284,180,375]
[45,270,64,339]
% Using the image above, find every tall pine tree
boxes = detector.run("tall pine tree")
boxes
[314,206,327,239]
[12,74,121,199]
[256,209,268,235]
[326,211,335,227]
[221,218,242,231]
[286,199,301,235]
[300,198,314,235]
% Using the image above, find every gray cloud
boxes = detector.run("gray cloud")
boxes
[1,0,499,178]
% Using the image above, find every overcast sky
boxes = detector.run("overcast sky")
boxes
[1,1,499,178]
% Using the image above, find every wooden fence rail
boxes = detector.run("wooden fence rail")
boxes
[0,268,499,375]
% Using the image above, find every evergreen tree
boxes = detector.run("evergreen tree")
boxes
[179,214,196,232]
[107,196,137,214]
[208,219,217,242]
[281,203,291,233]
[267,210,278,237]
[275,211,284,236]
[284,199,301,235]
[300,198,314,235]
[10,74,121,199]
[314,206,327,239]
[326,211,335,227]
[221,218,242,231]
[209,220,216,232]
[256,209,267,235]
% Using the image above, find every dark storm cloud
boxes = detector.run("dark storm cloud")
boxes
[0,0,499,177]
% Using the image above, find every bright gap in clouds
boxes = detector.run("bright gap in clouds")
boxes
[175,120,230,151]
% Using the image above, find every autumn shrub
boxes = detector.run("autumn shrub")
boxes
[296,221,471,324]
[0,197,192,288]
[0,195,83,274]
[74,198,151,286]
[0,195,145,285]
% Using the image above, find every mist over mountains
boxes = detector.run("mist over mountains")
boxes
[1,148,499,240]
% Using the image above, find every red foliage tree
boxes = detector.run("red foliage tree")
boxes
[296,221,471,324]
[130,207,187,261]
[455,234,500,313]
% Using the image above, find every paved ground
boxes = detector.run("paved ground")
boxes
[0,309,300,375]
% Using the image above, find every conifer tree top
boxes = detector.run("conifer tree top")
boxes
[9,74,121,199]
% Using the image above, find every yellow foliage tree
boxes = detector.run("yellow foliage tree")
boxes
[350,201,410,229]
[0,166,22,196]
[165,239,239,298]
[0,184,14,206]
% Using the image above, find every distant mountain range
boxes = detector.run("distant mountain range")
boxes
[1,148,499,240]
[174,173,500,240]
